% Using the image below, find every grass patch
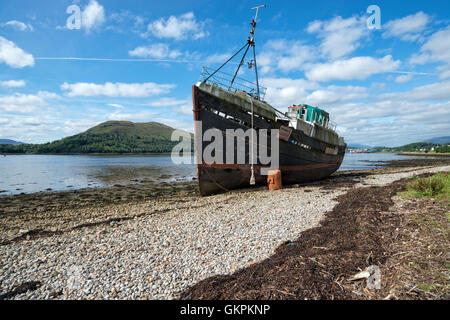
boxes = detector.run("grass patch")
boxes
[418,283,437,293]
[401,172,450,200]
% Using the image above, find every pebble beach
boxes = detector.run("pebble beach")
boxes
[1,164,449,300]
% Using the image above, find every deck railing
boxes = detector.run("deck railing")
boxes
[328,121,337,131]
[199,67,338,132]
[199,66,267,100]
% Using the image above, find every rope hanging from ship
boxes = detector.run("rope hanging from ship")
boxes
[201,5,265,187]
[249,97,256,186]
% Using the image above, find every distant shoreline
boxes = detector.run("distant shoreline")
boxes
[397,152,450,157]
[0,152,195,156]
[1,156,449,198]
[2,151,448,156]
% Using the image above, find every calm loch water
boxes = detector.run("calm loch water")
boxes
[0,153,426,195]
[0,154,196,195]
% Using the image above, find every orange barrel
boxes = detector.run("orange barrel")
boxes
[267,170,282,191]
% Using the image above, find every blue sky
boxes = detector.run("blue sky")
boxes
[0,0,449,147]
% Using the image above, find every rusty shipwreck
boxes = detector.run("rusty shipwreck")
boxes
[192,7,346,196]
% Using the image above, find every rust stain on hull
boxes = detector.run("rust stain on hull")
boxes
[192,85,346,196]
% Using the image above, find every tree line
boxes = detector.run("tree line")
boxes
[0,134,187,154]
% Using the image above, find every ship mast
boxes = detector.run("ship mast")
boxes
[202,4,266,100]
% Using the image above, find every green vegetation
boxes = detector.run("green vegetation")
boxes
[435,145,450,153]
[418,283,441,293]
[397,170,450,299]
[376,142,442,153]
[401,172,450,200]
[375,138,450,153]
[0,121,193,154]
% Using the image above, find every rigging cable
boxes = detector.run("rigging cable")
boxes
[202,42,250,84]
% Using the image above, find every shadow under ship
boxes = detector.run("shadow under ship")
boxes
[192,8,346,196]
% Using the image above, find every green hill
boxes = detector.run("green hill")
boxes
[376,142,449,153]
[0,121,193,154]
[392,142,441,152]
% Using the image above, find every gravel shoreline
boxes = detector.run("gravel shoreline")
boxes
[1,165,449,300]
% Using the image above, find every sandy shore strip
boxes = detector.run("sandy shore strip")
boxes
[0,164,449,300]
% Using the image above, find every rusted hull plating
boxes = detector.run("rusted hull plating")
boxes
[193,85,346,196]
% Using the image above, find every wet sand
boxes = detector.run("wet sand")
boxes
[0,157,449,300]
[1,157,449,246]
[398,152,450,157]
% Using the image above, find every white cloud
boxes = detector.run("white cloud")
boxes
[331,99,450,146]
[395,74,413,83]
[107,11,144,34]
[2,20,34,31]
[0,91,57,113]
[306,55,400,82]
[149,97,188,107]
[60,119,101,136]
[420,27,450,63]
[175,103,193,116]
[152,117,193,132]
[107,103,124,109]
[206,53,233,64]
[381,81,450,102]
[409,53,431,65]
[0,36,34,68]
[0,80,26,88]
[305,85,368,106]
[307,16,367,59]
[306,20,322,33]
[410,27,450,65]
[265,85,308,108]
[319,97,450,146]
[129,43,182,59]
[262,77,367,109]
[383,12,430,41]
[2,117,86,143]
[1,114,101,144]
[262,77,322,108]
[437,64,450,80]
[261,77,319,92]
[409,26,450,80]
[108,111,155,121]
[36,91,59,100]
[82,0,106,32]
[258,40,316,74]
[145,12,207,40]
[277,45,315,73]
[61,82,175,97]
[259,76,450,146]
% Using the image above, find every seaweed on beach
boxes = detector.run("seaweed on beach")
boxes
[181,173,446,300]
[374,157,450,168]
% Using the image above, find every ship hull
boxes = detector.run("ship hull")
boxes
[193,85,346,196]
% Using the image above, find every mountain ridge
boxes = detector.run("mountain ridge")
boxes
[0,121,192,154]
[422,136,450,145]
[348,136,450,150]
[0,139,24,145]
